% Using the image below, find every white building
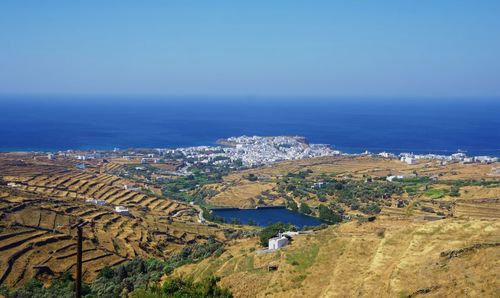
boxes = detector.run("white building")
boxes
[475,156,498,164]
[378,152,396,158]
[268,233,289,250]
[124,185,141,191]
[312,182,325,188]
[47,154,55,160]
[115,206,130,215]
[86,199,106,205]
[386,175,404,182]
[401,156,417,165]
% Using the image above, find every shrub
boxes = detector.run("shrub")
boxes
[449,185,460,197]
[318,205,342,224]
[361,203,381,215]
[299,202,312,215]
[287,200,298,212]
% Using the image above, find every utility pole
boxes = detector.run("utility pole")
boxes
[72,221,88,298]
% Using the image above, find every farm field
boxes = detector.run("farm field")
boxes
[171,156,500,297]
[1,152,499,296]
[0,153,225,287]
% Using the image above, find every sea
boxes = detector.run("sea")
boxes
[1,96,499,156]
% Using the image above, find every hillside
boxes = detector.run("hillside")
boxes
[201,155,499,208]
[174,218,500,297]
[0,153,226,287]
[1,152,499,297]
[170,156,500,297]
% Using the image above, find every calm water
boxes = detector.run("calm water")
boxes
[1,96,499,156]
[211,207,322,228]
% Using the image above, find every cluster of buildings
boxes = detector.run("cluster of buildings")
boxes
[376,151,498,165]
[85,198,131,215]
[152,136,340,167]
[220,136,340,166]
[42,136,498,172]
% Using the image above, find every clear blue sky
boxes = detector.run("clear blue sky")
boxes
[1,1,499,97]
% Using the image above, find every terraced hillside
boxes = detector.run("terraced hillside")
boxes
[0,154,226,287]
[201,155,499,208]
[3,169,190,216]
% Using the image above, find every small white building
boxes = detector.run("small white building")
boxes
[475,156,498,164]
[378,152,396,158]
[47,153,55,160]
[124,185,141,191]
[312,182,325,189]
[115,206,130,215]
[268,233,289,250]
[386,175,404,182]
[402,157,417,165]
[86,199,106,205]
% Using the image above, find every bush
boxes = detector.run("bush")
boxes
[287,200,298,212]
[299,202,312,215]
[318,205,342,224]
[449,185,460,197]
[361,203,381,215]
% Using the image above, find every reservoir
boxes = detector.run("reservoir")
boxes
[211,207,322,229]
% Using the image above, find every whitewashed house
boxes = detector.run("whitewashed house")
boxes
[124,185,141,191]
[86,199,106,205]
[378,152,396,158]
[401,156,417,165]
[386,175,404,182]
[115,206,130,215]
[268,233,289,250]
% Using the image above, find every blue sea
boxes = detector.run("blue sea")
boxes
[0,96,499,156]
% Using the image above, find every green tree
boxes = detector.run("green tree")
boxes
[287,200,298,212]
[299,202,312,215]
[318,205,342,223]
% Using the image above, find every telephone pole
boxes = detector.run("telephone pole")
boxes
[72,221,88,298]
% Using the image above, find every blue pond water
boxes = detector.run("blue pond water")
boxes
[211,207,322,228]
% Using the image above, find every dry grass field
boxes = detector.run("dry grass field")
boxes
[204,182,280,208]
[1,152,498,296]
[0,153,225,287]
[201,155,500,210]
[174,218,500,297]
[225,155,497,181]
[171,156,500,297]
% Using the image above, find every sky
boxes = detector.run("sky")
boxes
[1,1,500,98]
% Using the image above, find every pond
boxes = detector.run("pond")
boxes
[211,206,322,229]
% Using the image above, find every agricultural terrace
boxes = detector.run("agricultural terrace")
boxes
[0,153,227,287]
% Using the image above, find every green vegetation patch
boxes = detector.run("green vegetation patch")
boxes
[132,276,232,298]
[424,188,447,199]
[0,238,225,298]
[286,244,320,271]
